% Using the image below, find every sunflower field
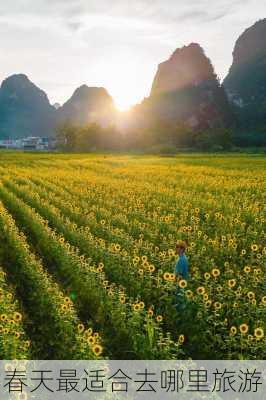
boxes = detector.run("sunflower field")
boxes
[0,152,265,360]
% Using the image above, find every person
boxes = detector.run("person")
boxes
[175,240,189,280]
[174,240,189,310]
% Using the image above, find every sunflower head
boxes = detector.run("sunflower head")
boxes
[212,268,220,278]
[13,312,22,322]
[179,279,187,289]
[77,323,85,333]
[228,279,236,288]
[230,326,237,336]
[156,315,163,323]
[92,344,103,357]
[254,328,264,339]
[204,272,211,280]
[197,286,205,295]
[239,323,249,334]
[133,303,141,312]
[178,334,185,344]
[163,272,171,281]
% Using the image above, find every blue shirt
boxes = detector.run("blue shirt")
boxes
[175,254,189,280]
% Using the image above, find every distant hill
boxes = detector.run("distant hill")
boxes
[0,74,56,139]
[224,19,266,145]
[1,19,266,147]
[0,77,116,140]
[130,43,234,132]
[57,85,116,127]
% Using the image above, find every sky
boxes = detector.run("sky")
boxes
[0,1,266,110]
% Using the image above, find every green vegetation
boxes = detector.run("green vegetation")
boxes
[56,121,234,153]
[0,152,265,359]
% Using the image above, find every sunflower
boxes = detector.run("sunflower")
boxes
[64,297,71,304]
[78,324,85,333]
[1,314,7,322]
[92,344,103,356]
[84,328,93,338]
[142,261,149,268]
[254,328,264,339]
[185,290,193,299]
[212,268,220,278]
[251,244,258,252]
[228,279,236,288]
[87,336,96,345]
[261,296,266,305]
[114,244,121,252]
[61,304,68,312]
[205,300,212,308]
[148,264,155,273]
[156,315,163,323]
[133,303,141,312]
[168,249,175,257]
[148,309,154,317]
[139,301,145,309]
[244,266,251,273]
[178,334,185,344]
[239,324,249,334]
[179,280,187,289]
[13,312,22,322]
[196,286,205,295]
[204,272,211,280]
[214,302,222,310]
[247,291,255,300]
[163,272,171,281]
[254,268,261,275]
[170,273,176,281]
[230,326,237,336]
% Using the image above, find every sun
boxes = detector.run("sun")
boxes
[111,76,141,112]
[114,96,135,112]
[95,52,143,112]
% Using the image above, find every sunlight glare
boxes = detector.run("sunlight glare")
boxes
[95,53,144,112]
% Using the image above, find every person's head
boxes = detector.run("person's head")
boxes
[176,240,188,255]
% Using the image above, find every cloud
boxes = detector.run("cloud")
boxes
[0,0,266,105]
[0,0,243,32]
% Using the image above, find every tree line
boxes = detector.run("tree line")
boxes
[56,121,233,153]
